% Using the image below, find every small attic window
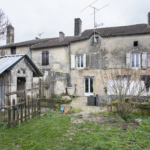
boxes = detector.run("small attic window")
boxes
[11,47,16,54]
[92,36,99,45]
[23,70,26,74]
[134,41,138,47]
[18,70,20,74]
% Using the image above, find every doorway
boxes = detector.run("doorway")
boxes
[84,77,94,96]
[17,77,26,97]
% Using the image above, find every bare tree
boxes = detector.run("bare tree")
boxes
[0,9,10,41]
[100,68,150,119]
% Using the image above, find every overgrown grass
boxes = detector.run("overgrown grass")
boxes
[0,110,150,150]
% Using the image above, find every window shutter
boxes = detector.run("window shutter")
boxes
[83,54,86,68]
[46,51,49,65]
[42,52,44,66]
[126,53,131,69]
[142,52,147,69]
[76,56,78,68]
[71,55,75,69]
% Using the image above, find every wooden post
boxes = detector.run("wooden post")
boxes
[39,78,42,98]
[7,98,11,128]
[17,100,19,125]
[38,78,41,117]
[34,98,36,116]
[38,98,41,117]
[32,97,34,118]
[24,92,27,121]
[21,98,23,123]
[13,99,15,126]
[28,96,30,119]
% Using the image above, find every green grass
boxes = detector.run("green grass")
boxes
[0,110,150,150]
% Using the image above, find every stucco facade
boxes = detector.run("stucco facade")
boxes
[71,34,150,96]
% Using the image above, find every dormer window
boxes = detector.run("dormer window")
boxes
[92,36,99,45]
[11,47,16,54]
[94,37,99,44]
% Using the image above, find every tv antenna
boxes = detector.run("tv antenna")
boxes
[38,32,44,38]
[81,0,109,44]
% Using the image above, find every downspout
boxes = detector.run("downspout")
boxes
[28,44,32,60]
[69,41,71,85]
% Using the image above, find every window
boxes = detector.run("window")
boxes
[11,47,16,54]
[42,51,49,66]
[92,36,99,45]
[126,53,147,69]
[141,75,150,91]
[84,77,94,96]
[77,55,83,68]
[71,54,86,69]
[132,54,140,68]
[134,41,138,47]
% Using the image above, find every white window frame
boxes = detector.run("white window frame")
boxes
[131,53,140,68]
[84,77,94,96]
[77,55,84,69]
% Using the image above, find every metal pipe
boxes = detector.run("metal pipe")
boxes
[69,41,71,85]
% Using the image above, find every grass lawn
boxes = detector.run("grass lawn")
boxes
[0,110,150,150]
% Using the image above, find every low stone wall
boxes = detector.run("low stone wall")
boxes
[40,98,72,109]
[112,103,150,116]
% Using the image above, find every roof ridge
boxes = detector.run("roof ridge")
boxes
[82,23,147,32]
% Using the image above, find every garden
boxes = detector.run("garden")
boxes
[0,110,150,150]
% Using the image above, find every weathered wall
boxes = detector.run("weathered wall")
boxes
[8,59,33,104]
[32,46,69,73]
[33,70,69,98]
[32,46,70,96]
[0,46,31,58]
[71,34,150,96]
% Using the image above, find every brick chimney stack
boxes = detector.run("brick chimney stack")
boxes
[59,32,65,41]
[74,18,82,36]
[6,24,14,44]
[148,12,150,27]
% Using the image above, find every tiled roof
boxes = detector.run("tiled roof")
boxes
[3,38,51,48]
[82,24,150,37]
[2,23,150,49]
[30,36,75,49]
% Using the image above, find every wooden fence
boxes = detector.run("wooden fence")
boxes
[0,79,42,128]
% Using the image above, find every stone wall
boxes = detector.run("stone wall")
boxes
[71,34,150,96]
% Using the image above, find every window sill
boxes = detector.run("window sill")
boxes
[132,67,140,69]
[76,67,85,70]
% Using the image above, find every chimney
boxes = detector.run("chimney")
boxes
[6,24,14,44]
[74,18,82,36]
[148,12,150,27]
[59,32,65,41]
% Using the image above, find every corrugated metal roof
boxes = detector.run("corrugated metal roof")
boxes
[0,55,43,77]
[0,55,23,74]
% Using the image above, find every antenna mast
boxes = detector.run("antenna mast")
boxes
[38,32,44,38]
[81,0,109,44]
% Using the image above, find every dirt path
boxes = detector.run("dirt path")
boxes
[70,97,106,113]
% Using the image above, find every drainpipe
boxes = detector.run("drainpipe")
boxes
[28,44,32,60]
[69,41,71,85]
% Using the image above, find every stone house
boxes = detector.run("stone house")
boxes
[1,13,150,97]
[0,54,42,105]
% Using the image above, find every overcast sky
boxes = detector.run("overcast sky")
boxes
[0,0,150,45]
